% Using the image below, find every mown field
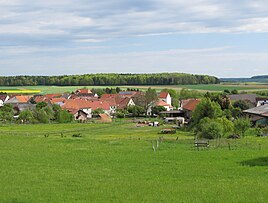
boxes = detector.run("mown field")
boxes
[0,121,268,202]
[1,83,268,94]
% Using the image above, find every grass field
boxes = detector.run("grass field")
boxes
[1,83,268,94]
[1,121,268,202]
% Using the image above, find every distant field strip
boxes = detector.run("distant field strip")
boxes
[0,83,268,94]
[0,89,41,94]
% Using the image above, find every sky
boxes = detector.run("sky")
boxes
[1,0,268,77]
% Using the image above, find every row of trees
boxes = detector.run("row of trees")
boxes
[0,73,220,86]
[0,103,73,124]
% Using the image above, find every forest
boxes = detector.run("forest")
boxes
[0,73,220,86]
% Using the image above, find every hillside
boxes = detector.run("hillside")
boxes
[221,75,268,83]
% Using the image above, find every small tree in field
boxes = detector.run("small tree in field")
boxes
[198,118,223,139]
[57,110,73,123]
[234,118,251,137]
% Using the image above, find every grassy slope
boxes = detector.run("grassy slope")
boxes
[0,121,268,202]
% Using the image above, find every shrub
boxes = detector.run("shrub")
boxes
[234,118,251,137]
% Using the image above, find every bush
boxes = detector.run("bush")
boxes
[234,118,251,137]
[199,121,223,139]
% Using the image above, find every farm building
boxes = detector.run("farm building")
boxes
[180,99,201,120]
[243,104,268,126]
[228,94,257,106]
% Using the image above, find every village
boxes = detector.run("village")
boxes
[0,87,268,130]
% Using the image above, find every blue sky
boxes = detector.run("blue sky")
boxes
[1,0,268,77]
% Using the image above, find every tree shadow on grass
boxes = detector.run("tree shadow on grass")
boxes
[241,157,268,167]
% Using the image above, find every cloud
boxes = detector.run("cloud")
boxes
[0,46,266,77]
[1,0,268,44]
[1,0,268,77]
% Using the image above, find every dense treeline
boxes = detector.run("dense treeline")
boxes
[0,73,219,86]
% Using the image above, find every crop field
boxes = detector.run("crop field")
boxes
[1,121,268,202]
[1,83,268,94]
[0,87,41,94]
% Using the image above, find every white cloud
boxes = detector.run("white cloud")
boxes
[1,0,268,77]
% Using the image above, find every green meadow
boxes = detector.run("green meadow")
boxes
[1,83,268,94]
[1,121,268,202]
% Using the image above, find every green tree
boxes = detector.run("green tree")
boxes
[198,118,224,139]
[34,109,49,123]
[145,88,158,115]
[57,110,73,123]
[127,105,145,117]
[0,104,14,123]
[234,118,251,137]
[92,108,105,116]
[231,89,238,94]
[19,110,33,124]
[216,117,234,137]
[151,106,166,115]
[36,102,48,110]
[192,98,222,124]
[233,100,250,110]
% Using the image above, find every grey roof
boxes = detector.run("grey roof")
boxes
[228,94,257,104]
[243,104,268,116]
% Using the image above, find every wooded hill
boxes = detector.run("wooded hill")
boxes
[0,73,220,86]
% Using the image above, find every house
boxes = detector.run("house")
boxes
[181,99,201,120]
[159,110,185,124]
[243,104,268,126]
[118,91,141,98]
[14,103,36,114]
[74,88,98,98]
[0,94,10,107]
[116,97,135,109]
[5,95,31,105]
[34,95,50,103]
[75,89,92,94]
[73,109,88,122]
[159,92,172,106]
[256,98,268,107]
[50,98,66,106]
[61,99,112,119]
[156,100,173,111]
[100,94,135,113]
[228,94,257,106]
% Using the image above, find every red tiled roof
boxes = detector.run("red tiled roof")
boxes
[182,99,201,111]
[76,89,92,94]
[15,96,31,103]
[117,98,132,109]
[45,94,62,99]
[34,96,49,103]
[156,100,173,108]
[101,94,116,98]
[50,98,66,104]
[100,97,117,106]
[100,95,133,109]
[159,92,169,99]
[62,99,110,111]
